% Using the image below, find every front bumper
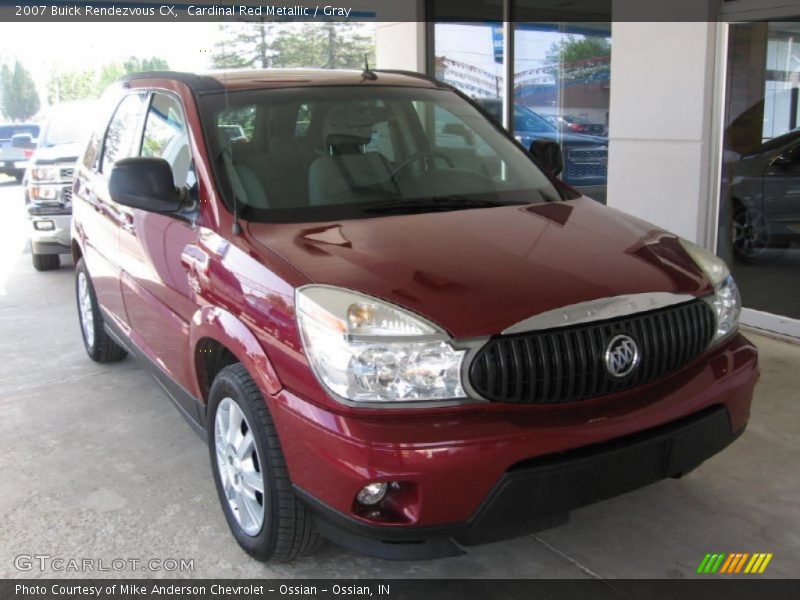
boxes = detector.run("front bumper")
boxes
[29,213,72,254]
[268,333,758,559]
[297,404,741,559]
[0,160,28,174]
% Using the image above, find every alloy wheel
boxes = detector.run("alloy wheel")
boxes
[77,272,95,348]
[732,208,769,259]
[214,397,265,536]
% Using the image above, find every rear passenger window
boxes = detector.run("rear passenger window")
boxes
[101,93,146,174]
[141,93,195,188]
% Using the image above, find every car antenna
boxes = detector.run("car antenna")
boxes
[362,54,377,80]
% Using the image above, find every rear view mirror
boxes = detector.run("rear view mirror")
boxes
[11,133,35,149]
[529,140,564,177]
[109,157,183,213]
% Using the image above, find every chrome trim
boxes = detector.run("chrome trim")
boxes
[502,292,697,335]
[604,335,640,378]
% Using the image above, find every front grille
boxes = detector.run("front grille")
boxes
[60,167,75,180]
[62,186,72,204]
[568,147,607,162]
[469,299,715,404]
[567,163,607,179]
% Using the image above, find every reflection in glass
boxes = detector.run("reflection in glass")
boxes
[433,22,610,203]
[719,22,800,321]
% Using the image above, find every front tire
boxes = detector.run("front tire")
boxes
[208,364,321,562]
[32,252,60,271]
[75,258,127,363]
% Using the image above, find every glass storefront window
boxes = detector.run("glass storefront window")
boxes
[513,23,610,203]
[432,18,610,204]
[718,22,800,321]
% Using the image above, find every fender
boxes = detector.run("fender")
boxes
[189,305,282,402]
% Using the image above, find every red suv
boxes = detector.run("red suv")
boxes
[71,70,758,562]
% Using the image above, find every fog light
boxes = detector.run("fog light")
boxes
[356,482,388,506]
[33,220,55,231]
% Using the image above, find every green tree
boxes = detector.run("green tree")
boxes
[48,56,170,104]
[211,22,374,70]
[273,23,374,69]
[0,60,41,121]
[212,22,276,69]
[47,68,96,104]
[122,56,170,73]
[547,35,611,66]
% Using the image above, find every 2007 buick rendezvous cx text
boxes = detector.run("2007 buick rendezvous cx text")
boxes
[70,68,757,561]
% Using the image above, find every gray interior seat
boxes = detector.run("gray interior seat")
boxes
[308,106,393,206]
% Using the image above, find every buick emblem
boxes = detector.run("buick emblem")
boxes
[604,335,640,378]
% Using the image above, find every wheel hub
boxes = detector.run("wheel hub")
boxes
[214,397,266,536]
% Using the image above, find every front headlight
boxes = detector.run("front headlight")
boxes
[31,166,59,182]
[30,185,60,201]
[296,286,466,404]
[679,239,742,344]
[711,275,741,343]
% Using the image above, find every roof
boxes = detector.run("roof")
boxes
[121,69,444,93]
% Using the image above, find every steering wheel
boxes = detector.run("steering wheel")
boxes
[389,151,455,180]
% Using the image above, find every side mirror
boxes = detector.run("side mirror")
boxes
[771,148,798,168]
[529,140,564,177]
[11,133,35,149]
[109,157,182,213]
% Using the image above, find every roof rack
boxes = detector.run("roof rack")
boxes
[120,71,225,93]
[372,69,449,89]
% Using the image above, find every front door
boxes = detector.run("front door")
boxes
[118,91,202,416]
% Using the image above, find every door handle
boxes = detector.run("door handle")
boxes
[121,212,135,233]
[180,244,208,272]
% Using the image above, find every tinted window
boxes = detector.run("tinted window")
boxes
[141,93,195,188]
[101,93,146,174]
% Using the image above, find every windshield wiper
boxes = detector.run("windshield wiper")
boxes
[362,196,516,215]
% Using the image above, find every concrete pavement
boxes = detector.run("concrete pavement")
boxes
[0,177,798,579]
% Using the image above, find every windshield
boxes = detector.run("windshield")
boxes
[199,86,566,223]
[42,104,96,146]
[478,100,555,134]
[0,124,39,140]
[514,105,556,133]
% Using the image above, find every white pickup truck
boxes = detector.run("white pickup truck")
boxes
[0,123,39,181]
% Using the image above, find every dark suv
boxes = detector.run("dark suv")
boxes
[71,70,757,562]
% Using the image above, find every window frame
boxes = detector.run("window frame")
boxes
[139,89,196,189]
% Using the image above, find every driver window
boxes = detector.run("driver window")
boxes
[141,93,195,189]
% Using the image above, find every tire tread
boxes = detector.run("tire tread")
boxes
[210,364,321,562]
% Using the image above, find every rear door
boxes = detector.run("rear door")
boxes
[117,90,201,415]
[73,92,147,330]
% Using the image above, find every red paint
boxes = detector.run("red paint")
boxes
[72,71,758,534]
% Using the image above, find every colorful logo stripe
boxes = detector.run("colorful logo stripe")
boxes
[697,553,773,574]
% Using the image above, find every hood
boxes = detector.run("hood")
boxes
[247,198,712,338]
[517,130,608,147]
[30,142,83,164]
